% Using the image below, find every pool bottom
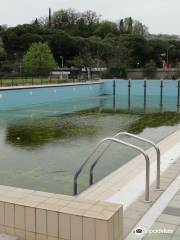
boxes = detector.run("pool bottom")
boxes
[0,107,179,195]
[0,129,179,240]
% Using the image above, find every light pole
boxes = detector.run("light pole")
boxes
[167,45,175,68]
[19,62,22,76]
[60,56,64,68]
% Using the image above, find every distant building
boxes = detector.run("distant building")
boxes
[50,71,70,80]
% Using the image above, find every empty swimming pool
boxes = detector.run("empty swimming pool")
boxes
[0,80,179,195]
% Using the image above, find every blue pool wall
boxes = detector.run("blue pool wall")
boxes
[102,79,178,97]
[0,80,179,112]
[102,79,180,112]
[0,83,102,111]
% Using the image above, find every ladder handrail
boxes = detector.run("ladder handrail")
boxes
[73,139,111,196]
[73,136,151,202]
[114,132,161,189]
[89,137,150,202]
[88,132,160,190]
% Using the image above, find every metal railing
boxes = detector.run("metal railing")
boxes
[74,136,153,202]
[112,79,180,112]
[114,132,160,190]
[0,76,81,87]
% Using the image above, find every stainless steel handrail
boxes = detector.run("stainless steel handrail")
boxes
[89,137,150,202]
[73,139,110,196]
[73,137,151,202]
[88,132,160,190]
[114,132,160,190]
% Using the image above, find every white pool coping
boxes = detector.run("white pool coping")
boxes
[0,81,102,91]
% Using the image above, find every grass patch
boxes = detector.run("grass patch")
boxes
[128,112,180,134]
[5,109,180,148]
[0,77,81,87]
[6,116,97,149]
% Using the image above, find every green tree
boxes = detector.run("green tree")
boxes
[51,9,79,30]
[23,42,56,76]
[118,18,148,36]
[108,35,148,69]
[119,20,124,34]
[133,20,149,36]
[144,59,157,79]
[123,17,133,34]
[0,48,6,61]
[94,21,118,38]
[49,9,100,37]
[0,25,7,33]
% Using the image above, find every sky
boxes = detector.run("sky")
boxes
[0,0,179,35]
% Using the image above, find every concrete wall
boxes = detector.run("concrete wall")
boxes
[126,68,180,80]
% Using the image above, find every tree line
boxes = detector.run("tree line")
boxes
[0,9,180,78]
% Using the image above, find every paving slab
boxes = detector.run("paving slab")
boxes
[0,235,18,240]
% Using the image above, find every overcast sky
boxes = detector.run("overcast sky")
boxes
[0,0,179,35]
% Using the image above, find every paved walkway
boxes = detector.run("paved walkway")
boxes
[143,189,180,240]
[0,235,17,240]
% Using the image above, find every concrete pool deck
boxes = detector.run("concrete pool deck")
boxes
[0,129,180,240]
[79,128,180,238]
[143,182,180,240]
[80,129,180,203]
[126,165,180,240]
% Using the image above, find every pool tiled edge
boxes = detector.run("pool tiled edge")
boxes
[78,129,180,238]
[80,129,180,202]
[0,81,102,91]
[0,186,123,240]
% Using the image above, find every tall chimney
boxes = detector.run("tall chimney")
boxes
[49,8,52,27]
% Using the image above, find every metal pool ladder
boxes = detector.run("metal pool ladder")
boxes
[73,132,161,202]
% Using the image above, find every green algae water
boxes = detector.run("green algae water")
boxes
[0,105,179,195]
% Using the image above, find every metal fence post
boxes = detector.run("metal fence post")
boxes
[177,80,180,112]
[128,79,131,111]
[144,79,147,113]
[160,80,163,112]
[113,80,116,110]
